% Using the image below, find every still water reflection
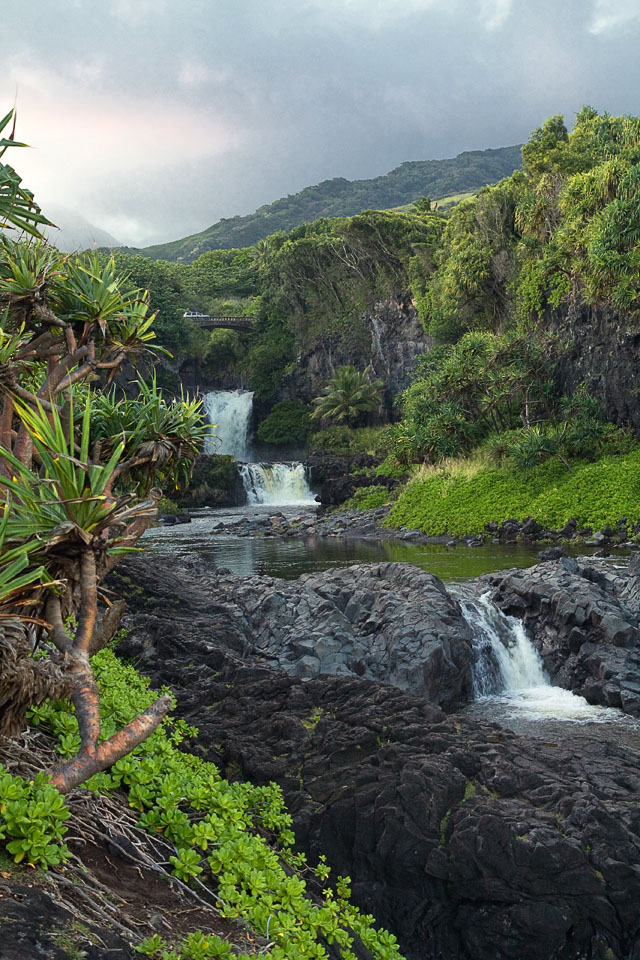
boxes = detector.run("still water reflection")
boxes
[142,506,619,582]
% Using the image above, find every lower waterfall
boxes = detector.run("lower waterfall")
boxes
[455,590,548,697]
[455,586,627,722]
[239,462,316,506]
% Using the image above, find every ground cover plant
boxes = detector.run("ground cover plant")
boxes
[387,449,640,536]
[0,648,405,960]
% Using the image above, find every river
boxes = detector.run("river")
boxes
[141,504,640,750]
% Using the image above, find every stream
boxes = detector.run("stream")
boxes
[142,505,640,750]
[146,389,640,749]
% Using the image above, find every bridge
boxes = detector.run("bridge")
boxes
[184,312,254,332]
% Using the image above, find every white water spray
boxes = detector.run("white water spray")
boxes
[203,390,254,459]
[239,463,315,506]
[202,391,316,505]
[456,591,548,697]
[455,588,626,722]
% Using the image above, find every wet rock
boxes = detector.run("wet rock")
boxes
[112,553,640,960]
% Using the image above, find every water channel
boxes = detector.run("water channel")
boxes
[142,504,640,750]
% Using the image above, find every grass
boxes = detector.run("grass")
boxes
[384,192,475,214]
[387,449,640,537]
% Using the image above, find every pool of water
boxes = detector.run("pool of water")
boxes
[142,505,639,745]
[142,506,622,581]
[463,687,640,749]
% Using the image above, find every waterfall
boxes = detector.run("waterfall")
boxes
[203,390,254,459]
[239,463,315,506]
[453,588,548,697]
[202,390,317,506]
[369,315,386,366]
[455,587,628,723]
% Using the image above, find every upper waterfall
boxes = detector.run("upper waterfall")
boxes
[203,390,254,459]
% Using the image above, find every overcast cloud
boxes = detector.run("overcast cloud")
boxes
[3,0,640,246]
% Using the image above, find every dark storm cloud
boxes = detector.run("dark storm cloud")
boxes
[3,0,640,245]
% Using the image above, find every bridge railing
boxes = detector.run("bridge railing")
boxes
[187,315,254,330]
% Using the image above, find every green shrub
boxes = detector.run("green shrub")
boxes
[309,425,392,456]
[375,456,410,479]
[256,401,312,446]
[24,650,405,960]
[343,485,392,510]
[0,767,70,867]
[387,450,640,536]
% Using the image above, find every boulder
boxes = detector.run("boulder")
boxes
[112,557,475,710]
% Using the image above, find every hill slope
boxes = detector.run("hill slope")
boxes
[140,144,522,262]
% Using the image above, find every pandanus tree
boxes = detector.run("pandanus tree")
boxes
[0,110,206,792]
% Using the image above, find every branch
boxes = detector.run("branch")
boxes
[56,360,98,392]
[103,456,152,498]
[45,596,72,653]
[75,550,98,656]
[89,599,127,656]
[11,384,58,413]
[0,394,14,474]
[48,693,173,794]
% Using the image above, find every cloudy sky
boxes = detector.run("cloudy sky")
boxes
[3,0,640,247]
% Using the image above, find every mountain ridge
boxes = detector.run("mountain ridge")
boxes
[133,143,522,263]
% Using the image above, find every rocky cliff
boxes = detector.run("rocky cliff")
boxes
[551,300,640,435]
[278,292,431,416]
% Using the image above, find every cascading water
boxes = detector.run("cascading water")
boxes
[239,462,315,506]
[202,390,316,505]
[203,390,254,459]
[455,590,548,697]
[454,586,629,723]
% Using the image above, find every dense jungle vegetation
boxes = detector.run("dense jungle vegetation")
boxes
[115,107,640,536]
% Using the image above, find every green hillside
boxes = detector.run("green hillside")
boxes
[138,144,522,262]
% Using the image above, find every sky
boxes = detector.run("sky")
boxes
[3,0,640,247]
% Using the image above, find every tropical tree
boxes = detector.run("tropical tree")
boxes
[312,365,384,426]
[0,112,206,792]
[0,109,51,236]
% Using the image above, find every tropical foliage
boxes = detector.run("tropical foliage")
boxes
[312,365,385,426]
[0,117,206,791]
[256,400,312,446]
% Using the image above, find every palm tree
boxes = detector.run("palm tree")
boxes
[312,365,384,426]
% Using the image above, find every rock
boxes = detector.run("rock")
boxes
[111,557,475,710]
[538,547,567,562]
[278,291,432,415]
[112,553,640,960]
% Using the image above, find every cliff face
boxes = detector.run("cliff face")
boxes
[551,301,640,434]
[279,291,432,417]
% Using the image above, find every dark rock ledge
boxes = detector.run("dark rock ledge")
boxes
[109,555,640,960]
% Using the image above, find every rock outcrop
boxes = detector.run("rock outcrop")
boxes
[278,292,431,415]
[112,554,640,960]
[552,300,640,435]
[112,557,474,709]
